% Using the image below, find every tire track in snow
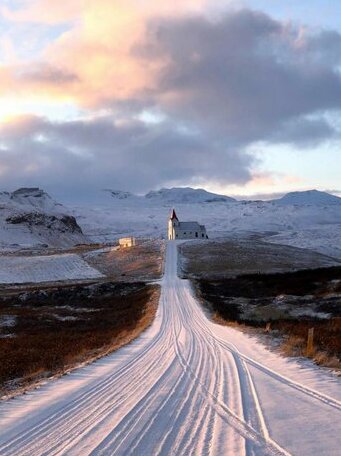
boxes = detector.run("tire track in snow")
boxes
[176,282,272,455]
[0,298,173,455]
[0,241,340,455]
[215,337,341,412]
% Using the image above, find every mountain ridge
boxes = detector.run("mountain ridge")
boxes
[145,187,236,203]
[273,189,341,205]
[0,187,86,249]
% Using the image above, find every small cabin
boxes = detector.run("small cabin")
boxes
[119,237,136,248]
[168,209,208,240]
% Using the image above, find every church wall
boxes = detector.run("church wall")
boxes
[172,228,207,240]
[168,212,207,240]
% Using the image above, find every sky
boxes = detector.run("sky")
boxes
[0,0,340,200]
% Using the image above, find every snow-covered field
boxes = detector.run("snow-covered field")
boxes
[0,254,103,284]
[1,187,340,261]
[0,242,340,455]
[72,190,341,259]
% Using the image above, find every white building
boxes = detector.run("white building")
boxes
[168,209,208,240]
[119,237,136,248]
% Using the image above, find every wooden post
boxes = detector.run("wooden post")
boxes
[306,327,314,357]
[265,322,271,333]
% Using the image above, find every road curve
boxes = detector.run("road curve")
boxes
[0,241,340,455]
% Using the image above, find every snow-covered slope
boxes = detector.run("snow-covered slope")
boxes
[73,197,341,259]
[1,186,341,258]
[146,187,236,203]
[0,254,103,284]
[273,189,341,205]
[103,189,136,200]
[0,188,87,250]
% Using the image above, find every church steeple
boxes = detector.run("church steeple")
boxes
[168,209,179,239]
[170,209,178,221]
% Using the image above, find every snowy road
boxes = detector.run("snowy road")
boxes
[0,241,341,455]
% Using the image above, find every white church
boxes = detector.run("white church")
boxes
[168,209,208,240]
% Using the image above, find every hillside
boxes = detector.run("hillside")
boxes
[0,188,87,250]
[273,189,341,205]
[103,189,136,200]
[145,187,236,203]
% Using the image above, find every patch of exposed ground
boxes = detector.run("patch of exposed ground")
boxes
[194,267,341,370]
[0,243,108,257]
[0,282,160,397]
[85,239,165,281]
[0,240,164,293]
[179,239,340,279]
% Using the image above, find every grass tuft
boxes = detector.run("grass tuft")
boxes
[0,282,159,396]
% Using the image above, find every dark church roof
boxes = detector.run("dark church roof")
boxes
[178,222,205,230]
[170,209,178,220]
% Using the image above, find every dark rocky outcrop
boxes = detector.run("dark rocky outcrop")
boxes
[6,213,83,234]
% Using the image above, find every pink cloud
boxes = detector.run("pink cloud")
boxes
[1,0,82,25]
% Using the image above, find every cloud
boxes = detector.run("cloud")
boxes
[7,7,338,146]
[135,10,341,144]
[1,0,83,25]
[16,63,79,84]
[3,7,341,135]
[0,63,79,103]
[1,1,219,25]
[268,117,338,146]
[1,5,341,195]
[0,114,254,195]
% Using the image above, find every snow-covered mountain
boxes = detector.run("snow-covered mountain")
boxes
[273,189,341,205]
[2,186,341,260]
[145,187,236,203]
[102,187,236,203]
[0,187,63,212]
[0,188,87,249]
[103,189,136,200]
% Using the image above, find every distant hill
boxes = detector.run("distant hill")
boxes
[145,187,236,203]
[103,189,136,200]
[2,187,63,212]
[273,190,341,205]
[0,188,86,249]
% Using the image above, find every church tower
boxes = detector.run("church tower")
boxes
[168,209,179,240]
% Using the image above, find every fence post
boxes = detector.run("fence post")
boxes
[306,327,315,357]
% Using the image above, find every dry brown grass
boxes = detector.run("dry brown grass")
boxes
[272,318,341,368]
[179,239,339,279]
[195,267,341,370]
[314,352,340,369]
[281,335,306,357]
[0,283,160,396]
[86,239,165,281]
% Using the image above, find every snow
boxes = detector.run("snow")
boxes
[51,315,79,322]
[0,188,63,213]
[0,254,104,284]
[103,189,135,200]
[0,188,87,250]
[72,192,341,259]
[1,186,340,257]
[273,189,341,205]
[0,315,16,328]
[146,187,236,203]
[0,242,340,455]
[269,226,341,259]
